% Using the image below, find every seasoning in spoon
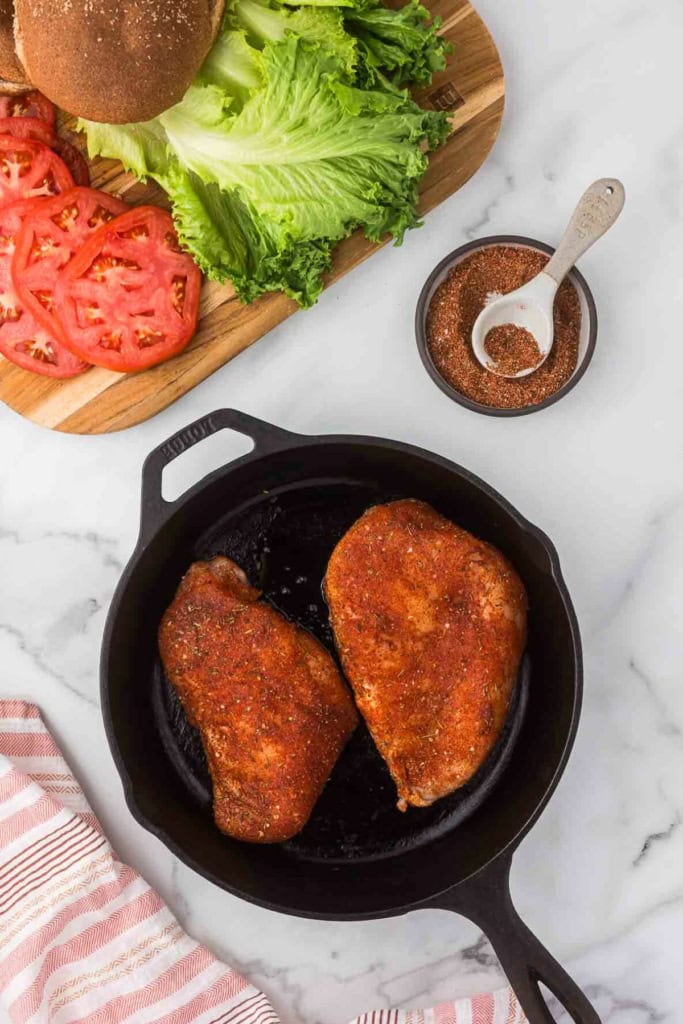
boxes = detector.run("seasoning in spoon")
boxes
[484,323,543,376]
[426,245,581,409]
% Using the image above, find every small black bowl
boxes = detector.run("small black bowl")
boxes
[415,235,598,417]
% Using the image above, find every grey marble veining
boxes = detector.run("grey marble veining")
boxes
[1,0,683,1020]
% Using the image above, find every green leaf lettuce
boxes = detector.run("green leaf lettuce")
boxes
[81,0,449,307]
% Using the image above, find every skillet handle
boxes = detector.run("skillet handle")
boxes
[438,853,600,1023]
[139,409,302,545]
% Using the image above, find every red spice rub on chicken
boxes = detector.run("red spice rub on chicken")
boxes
[158,556,358,842]
[325,500,527,810]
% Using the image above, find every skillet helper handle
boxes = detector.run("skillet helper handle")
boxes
[444,854,601,1024]
[139,409,301,544]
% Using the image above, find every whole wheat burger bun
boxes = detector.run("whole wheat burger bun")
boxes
[15,0,226,123]
[0,0,29,85]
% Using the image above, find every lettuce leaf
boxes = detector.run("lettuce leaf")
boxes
[168,168,334,304]
[344,0,450,88]
[80,1,449,307]
[229,0,449,92]
[84,117,171,181]
[232,0,358,78]
[198,29,264,103]
[160,37,442,243]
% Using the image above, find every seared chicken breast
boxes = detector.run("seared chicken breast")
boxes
[325,500,527,809]
[159,556,358,842]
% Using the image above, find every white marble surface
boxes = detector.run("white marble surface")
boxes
[2,0,683,1020]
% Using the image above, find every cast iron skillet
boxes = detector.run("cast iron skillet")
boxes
[102,409,599,1024]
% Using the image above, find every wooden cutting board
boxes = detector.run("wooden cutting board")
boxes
[0,0,504,433]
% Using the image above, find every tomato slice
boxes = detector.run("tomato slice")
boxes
[13,186,127,344]
[0,92,56,125]
[54,140,90,187]
[0,136,74,210]
[53,206,201,372]
[0,117,57,147]
[0,200,89,378]
[0,120,90,185]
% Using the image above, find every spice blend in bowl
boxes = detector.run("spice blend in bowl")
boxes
[425,245,581,410]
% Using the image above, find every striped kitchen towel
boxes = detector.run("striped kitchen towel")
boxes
[0,701,523,1024]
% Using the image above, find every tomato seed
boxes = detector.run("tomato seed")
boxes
[136,328,165,348]
[98,331,123,351]
[34,290,54,311]
[32,236,57,260]
[120,225,149,241]
[171,276,186,315]
[52,205,79,232]
[75,301,104,327]
[0,295,20,322]
[85,304,104,323]
[88,207,116,229]
[16,336,56,363]
[89,255,139,281]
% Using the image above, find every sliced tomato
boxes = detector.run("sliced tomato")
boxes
[0,136,74,210]
[0,92,56,125]
[54,139,90,187]
[13,186,127,344]
[0,119,90,185]
[0,117,57,147]
[0,200,89,378]
[53,206,201,373]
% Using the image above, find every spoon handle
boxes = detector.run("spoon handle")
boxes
[544,178,625,285]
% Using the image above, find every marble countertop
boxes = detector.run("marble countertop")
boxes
[2,0,682,1020]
